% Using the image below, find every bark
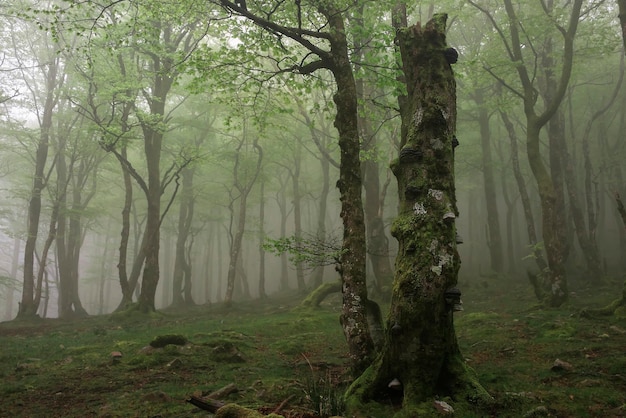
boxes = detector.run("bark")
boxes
[3,237,20,320]
[276,176,291,291]
[538,22,570,273]
[294,104,334,289]
[502,0,583,307]
[618,0,626,52]
[56,134,72,318]
[322,5,375,375]
[223,138,263,307]
[57,130,96,318]
[19,58,59,319]
[292,142,306,291]
[346,15,489,415]
[473,90,504,274]
[258,179,267,300]
[219,0,374,375]
[300,281,342,308]
[135,19,183,313]
[499,111,548,273]
[112,136,135,306]
[575,55,624,280]
[171,167,195,307]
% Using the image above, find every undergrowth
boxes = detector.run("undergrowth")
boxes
[0,280,625,417]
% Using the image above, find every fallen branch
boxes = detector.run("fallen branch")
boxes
[187,383,239,413]
[186,396,225,413]
[272,394,295,414]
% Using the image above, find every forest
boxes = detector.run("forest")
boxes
[1,0,626,417]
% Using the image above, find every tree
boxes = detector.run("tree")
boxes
[345,15,489,416]
[55,109,103,319]
[470,0,584,306]
[217,0,375,373]
[15,26,63,318]
[470,88,504,275]
[223,113,263,307]
[72,0,207,312]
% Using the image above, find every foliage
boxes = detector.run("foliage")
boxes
[302,354,345,417]
[263,234,346,269]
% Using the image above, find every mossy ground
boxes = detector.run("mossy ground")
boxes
[1,280,625,417]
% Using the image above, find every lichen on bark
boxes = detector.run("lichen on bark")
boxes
[344,14,490,416]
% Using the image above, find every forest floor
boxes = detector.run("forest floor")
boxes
[1,277,625,418]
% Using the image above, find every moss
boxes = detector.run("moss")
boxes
[298,281,341,308]
[109,303,165,321]
[458,312,500,325]
[614,305,626,319]
[269,332,324,355]
[150,334,187,348]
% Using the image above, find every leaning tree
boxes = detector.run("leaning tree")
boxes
[345,15,490,416]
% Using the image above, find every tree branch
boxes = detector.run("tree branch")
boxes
[219,0,332,61]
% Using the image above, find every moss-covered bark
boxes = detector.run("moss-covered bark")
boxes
[321,5,375,376]
[300,281,342,308]
[345,14,490,416]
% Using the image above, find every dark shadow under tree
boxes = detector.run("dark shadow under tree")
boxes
[345,15,490,416]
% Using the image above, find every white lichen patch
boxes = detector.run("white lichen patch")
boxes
[429,239,439,255]
[431,251,452,276]
[430,265,443,275]
[438,252,453,266]
[428,189,443,201]
[413,202,426,216]
[414,106,424,127]
[349,295,362,313]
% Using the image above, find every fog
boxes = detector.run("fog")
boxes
[1,0,625,319]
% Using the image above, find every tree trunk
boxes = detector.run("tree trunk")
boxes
[295,103,334,289]
[322,5,375,376]
[292,142,306,291]
[4,237,20,320]
[499,111,548,274]
[276,176,290,291]
[18,58,59,319]
[224,138,262,307]
[618,0,626,51]
[258,179,267,299]
[310,152,331,289]
[135,26,176,312]
[58,150,93,318]
[346,15,489,415]
[474,90,504,274]
[116,144,135,308]
[56,134,72,318]
[172,167,195,307]
[502,0,583,307]
[137,121,163,313]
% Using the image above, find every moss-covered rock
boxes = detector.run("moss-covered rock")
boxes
[149,334,188,348]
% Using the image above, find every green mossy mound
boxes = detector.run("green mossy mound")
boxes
[149,334,188,348]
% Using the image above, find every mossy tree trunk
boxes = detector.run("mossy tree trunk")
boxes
[345,15,489,416]
[323,6,375,375]
[218,0,375,376]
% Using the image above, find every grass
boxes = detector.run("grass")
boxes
[0,281,625,417]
